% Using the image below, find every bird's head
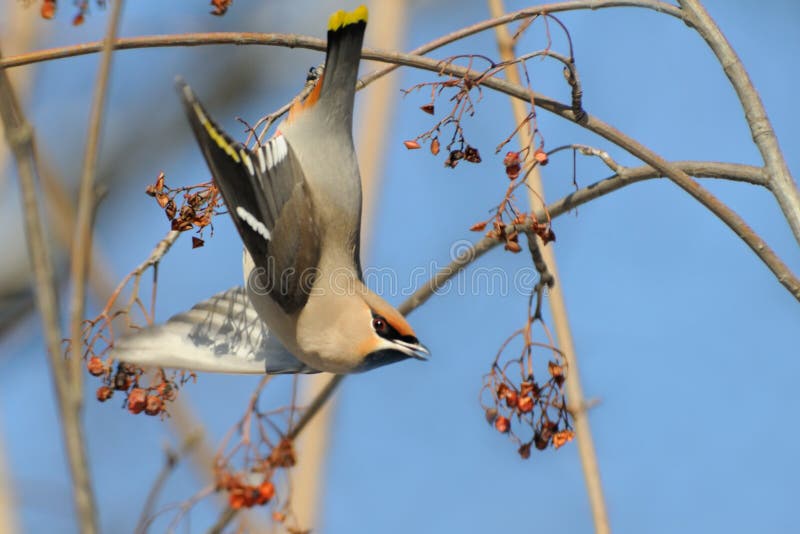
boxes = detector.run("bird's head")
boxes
[354,290,429,372]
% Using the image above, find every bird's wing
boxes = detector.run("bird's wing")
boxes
[112,287,320,374]
[176,79,321,314]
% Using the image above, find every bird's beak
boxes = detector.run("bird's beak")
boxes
[395,339,431,361]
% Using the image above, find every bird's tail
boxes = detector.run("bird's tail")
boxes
[292,6,367,128]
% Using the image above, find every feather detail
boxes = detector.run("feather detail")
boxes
[113,287,319,374]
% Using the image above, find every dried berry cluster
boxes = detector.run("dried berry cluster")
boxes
[39,0,100,25]
[402,69,556,254]
[146,172,223,249]
[470,216,555,254]
[215,436,295,512]
[402,61,487,169]
[483,360,574,459]
[501,148,549,179]
[38,0,228,22]
[210,376,306,524]
[218,473,276,510]
[89,358,192,418]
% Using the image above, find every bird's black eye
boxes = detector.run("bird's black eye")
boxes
[372,315,390,336]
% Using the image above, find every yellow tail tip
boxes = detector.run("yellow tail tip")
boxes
[327,5,368,31]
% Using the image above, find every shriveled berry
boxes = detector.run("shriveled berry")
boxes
[553,430,575,450]
[503,151,520,167]
[494,416,510,434]
[403,140,421,150]
[87,357,105,376]
[470,221,487,232]
[520,381,537,397]
[420,104,435,115]
[504,390,518,408]
[534,148,549,166]
[517,395,534,414]
[518,442,532,459]
[228,488,247,510]
[96,386,113,402]
[144,395,164,416]
[484,407,498,425]
[534,431,549,450]
[164,199,177,220]
[127,388,147,415]
[255,481,275,505]
[464,145,481,163]
[496,383,510,399]
[40,0,56,19]
[430,137,440,156]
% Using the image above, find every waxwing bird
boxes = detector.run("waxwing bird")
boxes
[113,6,429,374]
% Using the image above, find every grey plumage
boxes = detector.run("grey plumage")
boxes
[113,287,318,374]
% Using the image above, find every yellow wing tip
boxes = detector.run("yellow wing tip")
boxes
[327,5,368,31]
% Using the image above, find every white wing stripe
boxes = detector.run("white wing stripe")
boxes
[257,135,289,173]
[256,146,267,173]
[236,206,271,240]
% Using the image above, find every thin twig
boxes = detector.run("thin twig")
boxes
[677,0,800,247]
[207,506,237,534]
[66,2,125,531]
[488,2,609,532]
[135,430,203,534]
[0,47,98,534]
[68,0,125,386]
[287,375,345,442]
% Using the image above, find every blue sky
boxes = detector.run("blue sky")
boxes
[1,1,799,532]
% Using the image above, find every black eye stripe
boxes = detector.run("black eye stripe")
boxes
[371,312,415,344]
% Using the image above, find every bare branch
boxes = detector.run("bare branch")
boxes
[2,1,685,71]
[678,0,800,247]
[361,51,799,300]
[68,0,125,390]
[0,47,98,534]
[68,1,126,530]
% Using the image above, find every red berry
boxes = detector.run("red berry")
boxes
[517,395,534,414]
[494,416,510,434]
[504,390,518,408]
[127,388,147,415]
[255,481,275,505]
[144,395,164,416]
[87,357,105,377]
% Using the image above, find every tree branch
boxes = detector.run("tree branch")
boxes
[359,50,800,300]
[68,0,125,389]
[1,0,685,71]
[0,47,98,534]
[677,0,800,247]
[4,28,794,299]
